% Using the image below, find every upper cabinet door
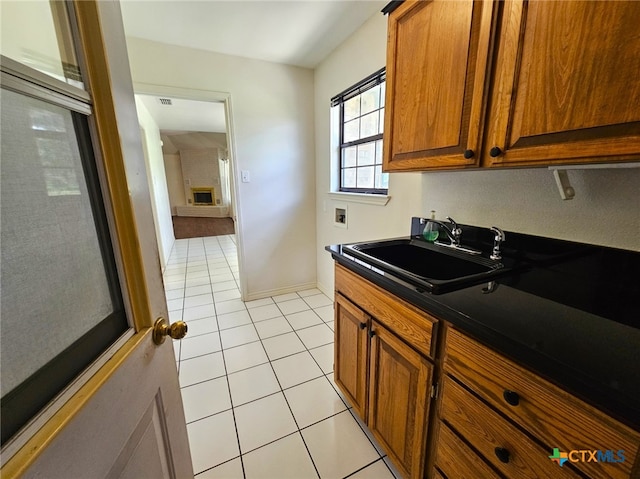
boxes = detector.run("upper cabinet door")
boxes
[383,0,496,171]
[484,0,640,167]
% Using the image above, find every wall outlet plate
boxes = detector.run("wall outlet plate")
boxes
[334,206,347,229]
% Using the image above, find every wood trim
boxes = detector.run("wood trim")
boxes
[335,264,436,358]
[73,0,151,331]
[1,329,151,478]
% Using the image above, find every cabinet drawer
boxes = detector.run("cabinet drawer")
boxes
[441,376,581,479]
[335,264,436,358]
[434,422,502,479]
[445,327,640,479]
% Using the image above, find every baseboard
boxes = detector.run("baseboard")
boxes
[175,205,230,217]
[243,282,319,302]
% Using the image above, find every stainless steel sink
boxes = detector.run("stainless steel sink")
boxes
[343,238,510,294]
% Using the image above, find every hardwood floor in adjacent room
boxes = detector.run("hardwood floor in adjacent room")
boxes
[172,216,235,239]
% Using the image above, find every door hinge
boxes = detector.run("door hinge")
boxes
[430,383,439,400]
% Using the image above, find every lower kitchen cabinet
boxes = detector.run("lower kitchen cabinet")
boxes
[436,326,640,479]
[334,264,437,479]
[332,262,640,479]
[334,293,369,419]
[368,320,432,479]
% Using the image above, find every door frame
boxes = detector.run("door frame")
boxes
[132,82,247,299]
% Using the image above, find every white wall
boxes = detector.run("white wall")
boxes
[126,37,317,298]
[163,153,186,215]
[422,167,640,251]
[314,12,423,296]
[135,97,175,269]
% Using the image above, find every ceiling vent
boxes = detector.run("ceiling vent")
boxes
[158,98,172,106]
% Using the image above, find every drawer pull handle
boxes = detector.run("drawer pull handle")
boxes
[503,390,520,406]
[494,447,511,464]
[359,322,367,330]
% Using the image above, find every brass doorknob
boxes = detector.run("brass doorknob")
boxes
[153,317,188,345]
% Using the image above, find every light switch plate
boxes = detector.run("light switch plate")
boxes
[241,170,250,183]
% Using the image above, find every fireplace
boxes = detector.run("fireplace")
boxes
[191,187,215,206]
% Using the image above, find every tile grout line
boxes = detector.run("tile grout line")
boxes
[208,235,247,479]
[273,294,393,475]
[242,300,323,479]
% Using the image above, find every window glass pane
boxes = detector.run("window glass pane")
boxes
[374,167,390,190]
[344,96,360,122]
[356,166,375,189]
[381,172,390,189]
[375,140,383,165]
[342,146,356,167]
[342,168,356,188]
[360,85,380,115]
[360,111,379,138]
[357,142,375,166]
[343,118,360,143]
[378,108,385,135]
[0,88,119,397]
[374,166,383,189]
[0,1,83,88]
[380,82,386,108]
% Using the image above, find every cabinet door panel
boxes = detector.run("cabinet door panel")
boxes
[485,0,640,166]
[384,0,496,170]
[334,293,369,419]
[368,321,431,479]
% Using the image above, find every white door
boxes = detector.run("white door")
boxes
[0,1,192,477]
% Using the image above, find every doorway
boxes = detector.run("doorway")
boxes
[132,85,245,300]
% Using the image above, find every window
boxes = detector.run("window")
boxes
[331,68,389,194]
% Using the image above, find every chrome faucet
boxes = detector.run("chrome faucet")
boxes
[490,226,506,260]
[445,216,462,246]
[423,216,481,255]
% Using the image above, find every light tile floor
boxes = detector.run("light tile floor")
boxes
[164,235,401,479]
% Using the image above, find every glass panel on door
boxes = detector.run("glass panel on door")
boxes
[0,87,128,445]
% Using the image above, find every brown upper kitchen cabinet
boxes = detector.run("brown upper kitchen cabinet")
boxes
[383,0,640,171]
[383,0,497,171]
[484,0,640,167]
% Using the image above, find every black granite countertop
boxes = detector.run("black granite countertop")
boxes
[326,219,640,431]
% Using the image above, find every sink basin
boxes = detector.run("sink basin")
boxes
[343,238,509,294]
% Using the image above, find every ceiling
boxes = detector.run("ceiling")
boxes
[161,131,228,155]
[137,94,228,153]
[137,94,227,132]
[129,2,386,152]
[120,0,387,68]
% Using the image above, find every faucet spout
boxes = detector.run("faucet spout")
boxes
[445,216,462,246]
[490,226,506,260]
